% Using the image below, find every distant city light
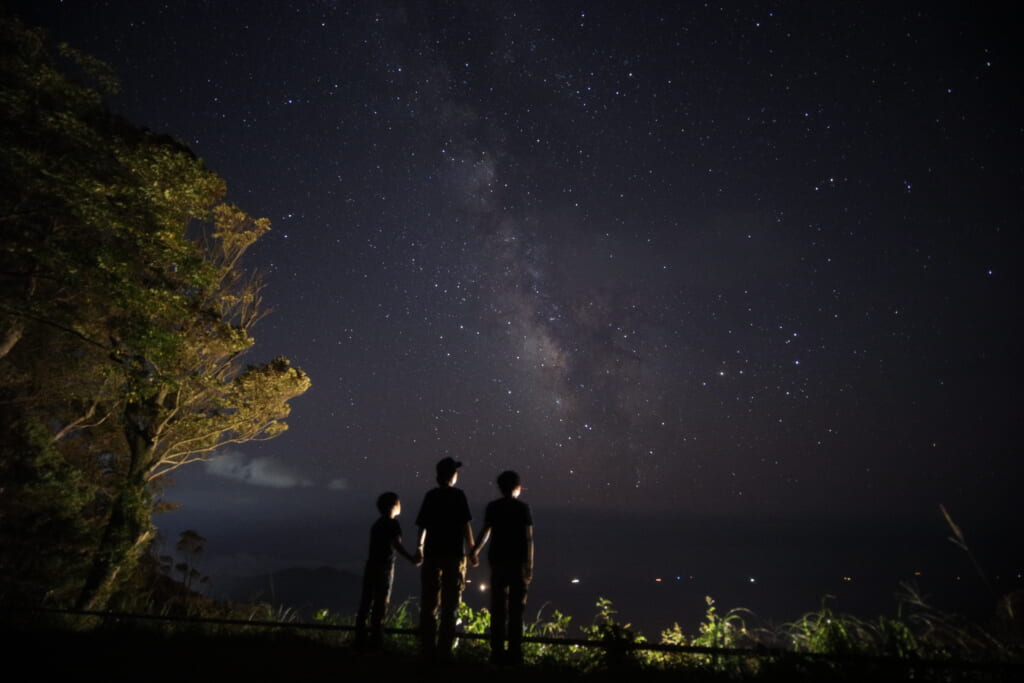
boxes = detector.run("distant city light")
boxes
[570,578,581,584]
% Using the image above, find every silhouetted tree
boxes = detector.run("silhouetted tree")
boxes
[0,14,310,608]
[174,529,207,595]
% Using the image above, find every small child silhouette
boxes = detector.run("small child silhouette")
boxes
[354,492,419,649]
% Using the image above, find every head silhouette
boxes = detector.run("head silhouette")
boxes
[376,491,400,516]
[496,470,521,497]
[435,457,462,485]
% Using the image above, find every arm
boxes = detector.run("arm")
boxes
[414,527,426,564]
[464,522,478,566]
[471,523,492,564]
[525,525,534,583]
[393,534,420,565]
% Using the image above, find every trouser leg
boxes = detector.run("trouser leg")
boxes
[437,556,467,657]
[355,566,375,646]
[420,560,441,655]
[489,569,508,659]
[368,565,393,646]
[507,569,528,663]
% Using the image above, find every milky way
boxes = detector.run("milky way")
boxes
[11,1,1020,525]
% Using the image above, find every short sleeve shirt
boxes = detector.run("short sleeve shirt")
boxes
[415,486,472,558]
[367,516,401,566]
[483,497,533,566]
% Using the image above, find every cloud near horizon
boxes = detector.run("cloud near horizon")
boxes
[205,452,314,489]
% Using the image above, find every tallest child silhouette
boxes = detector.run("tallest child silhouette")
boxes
[414,457,475,662]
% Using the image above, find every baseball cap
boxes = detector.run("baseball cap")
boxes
[436,456,463,478]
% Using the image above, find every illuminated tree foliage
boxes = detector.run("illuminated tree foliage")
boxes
[0,15,310,608]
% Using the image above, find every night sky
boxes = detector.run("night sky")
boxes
[10,1,1022,626]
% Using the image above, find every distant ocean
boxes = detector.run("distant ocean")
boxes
[158,507,1023,639]
[455,511,1023,637]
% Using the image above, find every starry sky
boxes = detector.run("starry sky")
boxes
[10,1,1022,619]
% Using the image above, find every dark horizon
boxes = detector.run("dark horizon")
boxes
[156,471,1022,636]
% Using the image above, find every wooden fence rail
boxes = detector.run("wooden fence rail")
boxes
[3,605,1020,677]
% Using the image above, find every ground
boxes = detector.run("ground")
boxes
[2,619,1017,683]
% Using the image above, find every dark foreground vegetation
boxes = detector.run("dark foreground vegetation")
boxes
[3,588,1021,683]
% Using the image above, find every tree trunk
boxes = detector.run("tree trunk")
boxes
[0,318,24,359]
[76,401,157,610]
[75,482,153,611]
